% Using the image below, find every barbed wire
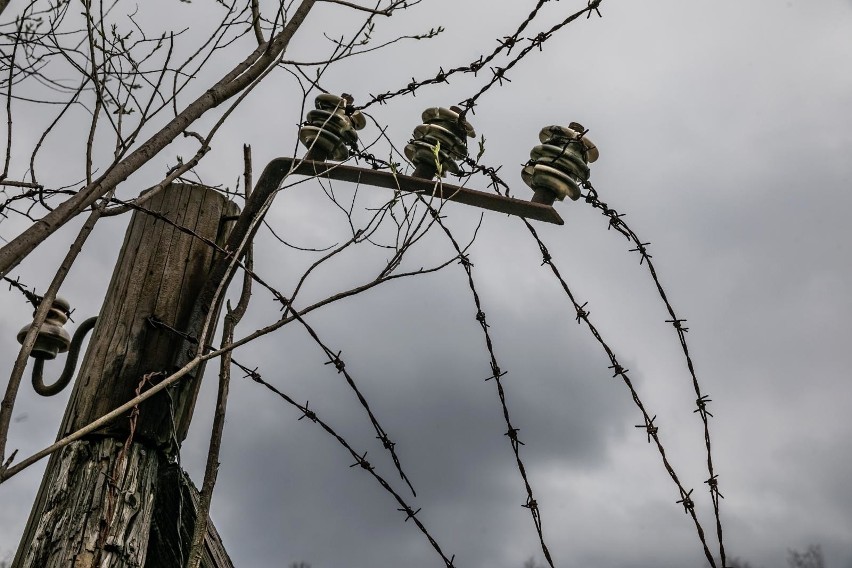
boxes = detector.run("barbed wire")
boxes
[354,0,603,113]
[580,180,726,567]
[460,156,512,196]
[128,182,428,499]
[3,275,42,308]
[150,299,420,502]
[421,198,556,568]
[351,121,557,566]
[324,81,726,563]
[0,2,732,566]
[289,314,417,496]
[232,359,458,568]
[5,142,726,568]
[522,218,719,567]
[153,152,553,564]
[339,104,726,566]
[149,300,418,498]
[445,147,726,565]
[454,0,603,120]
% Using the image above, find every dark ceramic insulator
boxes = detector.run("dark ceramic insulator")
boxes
[522,122,599,204]
[405,106,475,179]
[298,93,366,161]
[17,297,72,360]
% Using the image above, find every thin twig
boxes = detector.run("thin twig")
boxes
[317,0,394,16]
[2,17,21,180]
[251,0,265,44]
[523,219,718,568]
[0,0,320,278]
[83,0,105,186]
[185,145,255,568]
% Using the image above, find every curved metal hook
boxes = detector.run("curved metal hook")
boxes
[32,316,98,397]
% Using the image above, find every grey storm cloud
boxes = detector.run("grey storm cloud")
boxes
[1,1,851,568]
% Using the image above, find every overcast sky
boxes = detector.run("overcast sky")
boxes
[2,0,852,567]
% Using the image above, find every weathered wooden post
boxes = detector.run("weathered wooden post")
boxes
[13,183,238,568]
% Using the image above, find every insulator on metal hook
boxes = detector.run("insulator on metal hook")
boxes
[522,122,599,204]
[298,93,366,161]
[405,106,476,179]
[16,297,97,396]
[16,296,72,360]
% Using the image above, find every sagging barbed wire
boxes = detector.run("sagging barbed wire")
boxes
[0,1,732,567]
[233,358,459,568]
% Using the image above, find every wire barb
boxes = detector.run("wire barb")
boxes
[635,415,658,443]
[397,506,421,522]
[695,394,714,418]
[575,301,589,323]
[3,276,42,308]
[233,360,455,567]
[323,350,346,373]
[677,488,696,514]
[420,199,556,568]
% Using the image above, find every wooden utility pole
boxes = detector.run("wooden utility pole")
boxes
[13,183,239,568]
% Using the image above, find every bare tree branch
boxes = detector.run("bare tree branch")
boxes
[317,0,394,16]
[186,145,255,568]
[0,0,319,277]
[251,0,264,44]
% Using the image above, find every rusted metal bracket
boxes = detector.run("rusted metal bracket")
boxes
[280,157,564,225]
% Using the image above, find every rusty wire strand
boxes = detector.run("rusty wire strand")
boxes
[232,359,457,568]
[523,218,718,568]
[150,308,418,498]
[291,315,417,496]
[354,0,603,113]
[132,183,421,497]
[455,0,603,119]
[418,196,556,568]
[150,311,421,502]
[447,152,724,565]
[580,180,726,566]
[3,275,41,308]
[96,370,162,564]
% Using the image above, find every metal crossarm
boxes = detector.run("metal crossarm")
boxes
[281,158,564,225]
